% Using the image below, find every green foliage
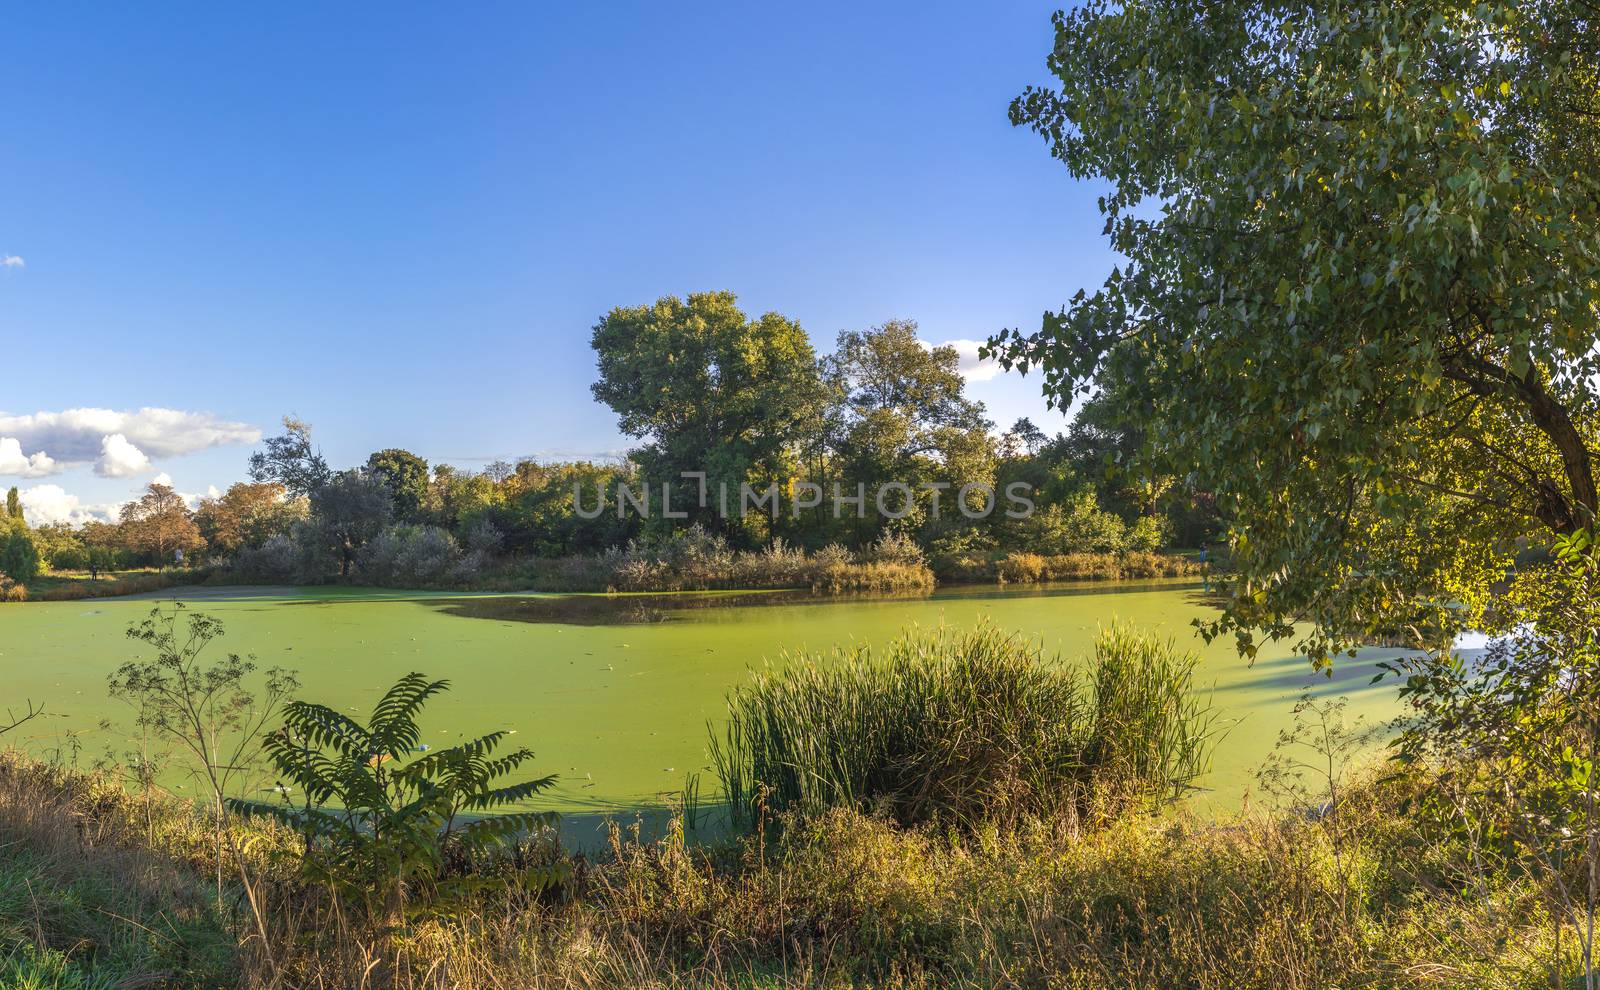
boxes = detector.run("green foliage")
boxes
[307,469,393,578]
[366,448,431,522]
[1125,514,1172,554]
[591,291,826,537]
[0,945,117,990]
[108,606,298,912]
[1043,489,1129,554]
[991,0,1600,664]
[0,529,40,584]
[234,673,564,915]
[711,623,1217,831]
[1387,530,1600,976]
[248,416,330,499]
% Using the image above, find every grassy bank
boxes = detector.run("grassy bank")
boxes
[2,567,213,602]
[0,750,1568,989]
[2,552,1196,603]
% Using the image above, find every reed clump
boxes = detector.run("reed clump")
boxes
[995,550,1204,583]
[710,623,1219,830]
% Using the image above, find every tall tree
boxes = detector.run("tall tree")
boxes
[195,482,302,557]
[829,320,994,535]
[309,469,393,579]
[249,417,331,499]
[366,449,431,522]
[120,484,205,567]
[991,0,1600,662]
[591,291,826,535]
[4,487,21,524]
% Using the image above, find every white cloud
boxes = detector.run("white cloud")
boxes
[97,434,152,477]
[0,407,259,475]
[0,437,57,477]
[16,484,119,527]
[152,471,173,487]
[1,255,23,268]
[923,339,1002,382]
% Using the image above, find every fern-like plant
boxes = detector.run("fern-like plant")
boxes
[231,672,562,917]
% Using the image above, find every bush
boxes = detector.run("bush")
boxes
[0,576,25,602]
[230,534,300,583]
[232,673,566,917]
[0,530,40,585]
[1023,490,1129,554]
[995,552,1046,583]
[357,525,463,586]
[1126,514,1173,552]
[927,528,997,581]
[711,623,1217,831]
[811,561,935,593]
[866,530,926,567]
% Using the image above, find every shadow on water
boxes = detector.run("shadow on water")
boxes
[553,800,740,853]
[429,578,1211,627]
[431,588,937,625]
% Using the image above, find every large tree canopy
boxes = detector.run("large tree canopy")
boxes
[591,291,826,534]
[991,0,1600,662]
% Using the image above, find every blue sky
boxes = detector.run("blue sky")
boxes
[1,2,1116,524]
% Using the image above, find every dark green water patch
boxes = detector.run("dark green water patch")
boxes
[432,588,937,625]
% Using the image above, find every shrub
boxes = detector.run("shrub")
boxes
[0,530,40,585]
[230,534,300,583]
[812,543,854,569]
[233,673,565,917]
[927,529,997,581]
[995,552,1045,583]
[358,526,463,586]
[866,530,926,567]
[711,623,1216,831]
[1023,490,1129,554]
[0,576,25,602]
[1126,514,1174,553]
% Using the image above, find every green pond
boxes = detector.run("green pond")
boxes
[0,580,1410,838]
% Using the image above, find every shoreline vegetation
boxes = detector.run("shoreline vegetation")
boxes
[2,312,1225,605]
[1,538,1207,603]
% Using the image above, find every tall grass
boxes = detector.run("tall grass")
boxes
[0,731,1571,987]
[995,550,1204,583]
[710,623,1219,830]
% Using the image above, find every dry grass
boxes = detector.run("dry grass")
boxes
[995,551,1205,583]
[18,568,210,603]
[0,747,1574,990]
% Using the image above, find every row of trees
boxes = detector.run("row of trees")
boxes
[2,483,221,583]
[209,308,1220,584]
[6,306,1223,589]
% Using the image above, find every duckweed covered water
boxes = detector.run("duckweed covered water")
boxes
[0,581,1408,823]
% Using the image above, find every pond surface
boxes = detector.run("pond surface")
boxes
[0,580,1411,831]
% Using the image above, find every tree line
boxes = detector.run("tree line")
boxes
[1,299,1223,589]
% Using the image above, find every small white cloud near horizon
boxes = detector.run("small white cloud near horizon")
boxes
[923,339,1002,383]
[0,407,259,478]
[0,438,57,477]
[97,434,152,477]
[1,255,23,269]
[152,471,174,487]
[16,484,119,527]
